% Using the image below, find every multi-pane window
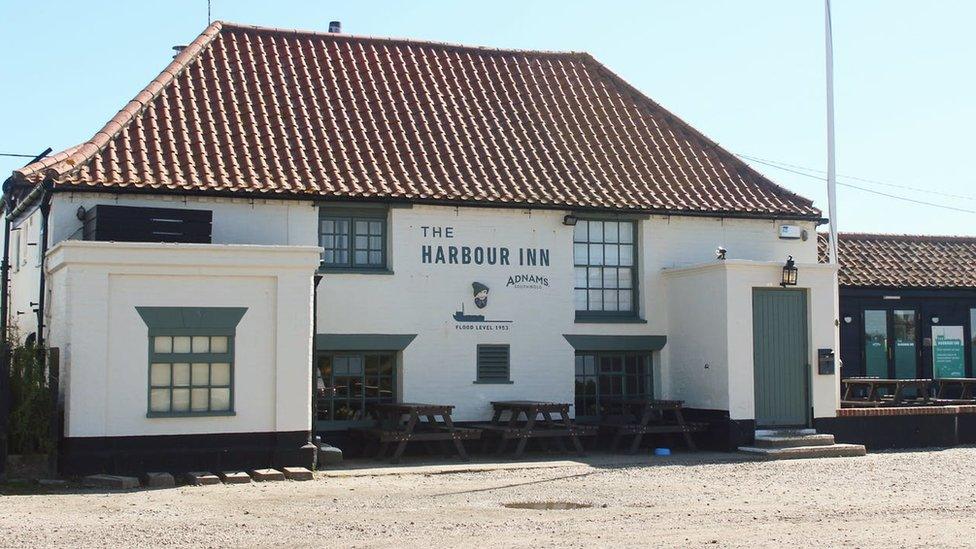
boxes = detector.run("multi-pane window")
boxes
[574,352,653,418]
[319,210,387,269]
[573,220,637,315]
[148,335,233,415]
[316,352,396,422]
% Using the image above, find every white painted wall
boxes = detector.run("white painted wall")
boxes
[663,267,730,411]
[316,203,825,421]
[45,241,320,438]
[22,191,836,432]
[7,208,43,341]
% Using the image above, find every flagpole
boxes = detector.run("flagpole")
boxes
[825,0,839,264]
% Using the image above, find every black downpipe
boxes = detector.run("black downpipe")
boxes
[0,212,10,479]
[309,275,323,465]
[1,215,11,341]
[34,186,53,351]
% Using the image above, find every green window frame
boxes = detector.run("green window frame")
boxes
[574,351,654,419]
[475,344,512,384]
[136,307,247,418]
[573,219,639,321]
[316,352,396,424]
[319,208,388,271]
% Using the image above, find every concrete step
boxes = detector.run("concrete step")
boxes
[755,428,816,437]
[738,443,866,460]
[754,433,836,448]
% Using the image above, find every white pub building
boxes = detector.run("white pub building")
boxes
[2,21,842,474]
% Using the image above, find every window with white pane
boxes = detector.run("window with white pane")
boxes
[136,306,247,418]
[319,208,387,270]
[148,335,234,415]
[573,219,637,316]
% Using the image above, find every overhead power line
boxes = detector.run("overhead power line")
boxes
[737,152,976,202]
[0,152,40,158]
[737,153,976,215]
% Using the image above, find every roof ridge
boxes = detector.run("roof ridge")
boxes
[13,20,226,184]
[215,20,587,58]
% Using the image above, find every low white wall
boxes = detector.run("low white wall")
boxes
[663,267,730,411]
[664,260,840,421]
[45,241,321,438]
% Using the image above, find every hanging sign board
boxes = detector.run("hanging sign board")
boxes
[932,325,965,379]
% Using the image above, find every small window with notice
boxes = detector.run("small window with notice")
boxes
[476,344,511,384]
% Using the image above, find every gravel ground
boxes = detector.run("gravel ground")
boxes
[2,448,976,548]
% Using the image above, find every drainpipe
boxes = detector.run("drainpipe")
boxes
[308,274,323,467]
[1,213,11,342]
[34,181,53,351]
[0,204,10,480]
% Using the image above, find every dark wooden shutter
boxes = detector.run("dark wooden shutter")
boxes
[84,205,212,243]
[477,345,510,383]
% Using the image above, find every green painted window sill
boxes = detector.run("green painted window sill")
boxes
[146,411,236,418]
[574,313,647,324]
[473,380,514,385]
[317,267,394,275]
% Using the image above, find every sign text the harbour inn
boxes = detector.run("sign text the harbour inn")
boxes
[419,225,551,267]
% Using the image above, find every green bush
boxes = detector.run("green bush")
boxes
[5,343,53,455]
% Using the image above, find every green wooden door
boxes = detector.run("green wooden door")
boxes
[753,289,809,427]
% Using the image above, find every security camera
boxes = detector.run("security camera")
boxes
[715,247,727,260]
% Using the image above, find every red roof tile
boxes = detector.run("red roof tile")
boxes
[821,232,976,288]
[12,21,820,218]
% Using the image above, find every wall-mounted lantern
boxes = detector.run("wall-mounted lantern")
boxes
[562,214,578,226]
[780,255,798,287]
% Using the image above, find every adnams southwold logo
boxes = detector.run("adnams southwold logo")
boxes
[505,274,550,289]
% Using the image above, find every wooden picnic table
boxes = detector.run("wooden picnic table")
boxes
[354,402,480,463]
[598,399,707,454]
[474,400,597,459]
[932,378,976,403]
[841,378,933,407]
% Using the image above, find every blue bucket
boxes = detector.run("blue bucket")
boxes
[654,447,671,457]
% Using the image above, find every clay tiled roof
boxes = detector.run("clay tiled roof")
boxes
[820,232,976,288]
[11,21,820,219]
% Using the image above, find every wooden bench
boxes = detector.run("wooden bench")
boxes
[476,401,597,458]
[598,399,706,453]
[353,403,480,463]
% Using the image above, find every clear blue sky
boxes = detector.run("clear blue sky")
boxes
[2,1,973,235]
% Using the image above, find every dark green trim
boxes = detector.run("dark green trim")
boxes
[147,411,236,418]
[317,267,395,275]
[136,307,247,330]
[315,333,417,351]
[571,211,650,221]
[574,312,647,324]
[562,334,667,352]
[314,202,412,210]
[473,380,515,385]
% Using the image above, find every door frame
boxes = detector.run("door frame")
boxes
[752,288,811,428]
[861,306,921,379]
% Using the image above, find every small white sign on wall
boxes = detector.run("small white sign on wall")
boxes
[779,225,803,239]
